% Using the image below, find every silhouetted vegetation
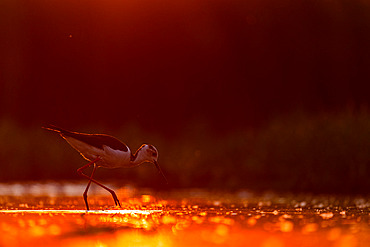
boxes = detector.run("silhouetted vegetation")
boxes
[1,109,369,194]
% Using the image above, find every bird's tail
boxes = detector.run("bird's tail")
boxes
[42,124,68,133]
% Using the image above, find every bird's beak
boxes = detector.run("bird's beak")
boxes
[154,160,168,184]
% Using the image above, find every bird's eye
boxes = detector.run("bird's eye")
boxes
[152,152,157,157]
[148,145,155,151]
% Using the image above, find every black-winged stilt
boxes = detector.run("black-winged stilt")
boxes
[43,125,168,210]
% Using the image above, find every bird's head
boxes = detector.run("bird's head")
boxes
[139,144,159,163]
[140,144,168,184]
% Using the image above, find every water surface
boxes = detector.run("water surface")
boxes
[0,182,369,247]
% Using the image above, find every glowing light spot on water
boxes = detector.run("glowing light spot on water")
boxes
[205,225,229,244]
[273,210,279,215]
[142,195,152,203]
[192,216,204,224]
[209,216,221,224]
[139,218,151,229]
[95,241,107,247]
[209,216,233,225]
[173,219,191,231]
[28,219,36,227]
[281,214,292,219]
[38,218,47,225]
[30,226,45,236]
[302,223,318,234]
[19,203,29,208]
[162,215,176,224]
[17,219,26,228]
[199,211,207,216]
[280,221,293,232]
[215,224,229,236]
[171,226,177,234]
[225,218,234,225]
[247,217,257,226]
[320,212,334,219]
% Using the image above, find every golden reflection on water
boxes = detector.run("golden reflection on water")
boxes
[0,187,369,247]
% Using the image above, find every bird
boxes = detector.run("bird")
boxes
[43,124,168,211]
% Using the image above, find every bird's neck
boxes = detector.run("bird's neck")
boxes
[130,148,148,166]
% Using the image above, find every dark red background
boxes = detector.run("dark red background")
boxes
[2,0,369,134]
[1,0,370,193]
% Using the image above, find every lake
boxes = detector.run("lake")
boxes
[0,182,369,247]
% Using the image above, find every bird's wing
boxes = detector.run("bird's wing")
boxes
[43,124,129,152]
[70,133,129,152]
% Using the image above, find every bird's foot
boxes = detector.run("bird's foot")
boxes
[114,200,121,208]
[111,194,121,208]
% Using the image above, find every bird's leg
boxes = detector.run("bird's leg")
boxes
[77,158,121,209]
[82,164,97,211]
[77,158,99,210]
